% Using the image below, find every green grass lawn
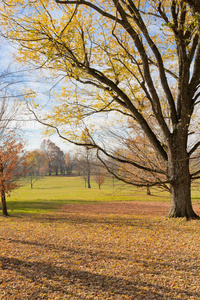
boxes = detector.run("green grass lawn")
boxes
[5,176,170,214]
[3,175,200,214]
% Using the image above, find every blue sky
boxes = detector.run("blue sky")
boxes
[0,39,74,153]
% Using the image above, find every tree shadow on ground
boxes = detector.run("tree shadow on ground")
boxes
[1,256,197,300]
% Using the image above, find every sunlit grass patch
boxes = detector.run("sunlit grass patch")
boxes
[5,176,172,214]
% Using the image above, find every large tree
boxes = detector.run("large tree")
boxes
[1,0,200,218]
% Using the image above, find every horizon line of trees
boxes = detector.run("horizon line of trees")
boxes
[26,139,108,189]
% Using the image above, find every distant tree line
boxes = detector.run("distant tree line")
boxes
[25,139,107,190]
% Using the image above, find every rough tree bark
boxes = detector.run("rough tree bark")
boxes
[168,129,200,219]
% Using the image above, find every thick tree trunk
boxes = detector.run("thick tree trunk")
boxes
[168,132,199,220]
[168,170,199,219]
[1,189,9,216]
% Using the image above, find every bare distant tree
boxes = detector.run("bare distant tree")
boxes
[94,164,106,190]
[65,153,76,176]
[25,150,48,188]
[76,147,95,188]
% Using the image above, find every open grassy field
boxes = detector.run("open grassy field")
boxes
[5,176,172,214]
[1,176,200,299]
[4,175,200,214]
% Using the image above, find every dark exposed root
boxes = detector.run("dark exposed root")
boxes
[168,209,200,220]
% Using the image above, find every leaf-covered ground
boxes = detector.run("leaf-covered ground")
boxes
[1,202,200,299]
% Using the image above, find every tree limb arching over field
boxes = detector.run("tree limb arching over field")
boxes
[1,0,200,219]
